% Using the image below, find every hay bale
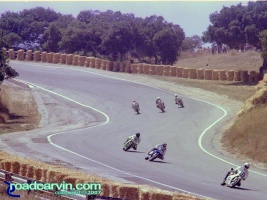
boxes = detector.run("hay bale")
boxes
[219,70,227,80]
[11,161,20,174]
[176,67,183,77]
[138,64,144,74]
[90,57,96,68]
[46,53,53,63]
[143,64,150,74]
[101,183,111,197]
[72,55,79,66]
[20,164,27,176]
[170,66,177,76]
[234,70,241,81]
[163,65,170,76]
[101,60,108,70]
[118,185,140,200]
[41,51,47,62]
[78,56,86,66]
[182,68,189,78]
[34,168,42,181]
[110,184,120,198]
[212,70,219,80]
[197,68,204,79]
[119,62,125,72]
[113,62,120,72]
[95,58,102,69]
[227,70,234,81]
[150,191,173,200]
[66,54,73,65]
[156,65,164,76]
[106,61,113,71]
[33,51,41,62]
[85,57,90,67]
[26,166,34,178]
[204,69,212,80]
[17,49,25,61]
[25,50,32,61]
[3,162,11,171]
[189,68,197,79]
[241,70,249,83]
[59,54,67,64]
[53,53,60,64]
[131,64,138,74]
[249,71,256,83]
[8,49,16,60]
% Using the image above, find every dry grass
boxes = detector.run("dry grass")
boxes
[176,50,262,71]
[222,105,267,164]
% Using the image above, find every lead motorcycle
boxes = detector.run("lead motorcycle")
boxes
[157,101,165,112]
[175,97,184,108]
[224,170,243,188]
[123,138,136,151]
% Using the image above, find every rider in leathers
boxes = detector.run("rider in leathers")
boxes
[124,133,141,150]
[221,163,250,186]
[145,143,167,160]
[156,97,162,108]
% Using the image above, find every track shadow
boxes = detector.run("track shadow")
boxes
[231,187,256,191]
[125,150,145,153]
[150,160,171,164]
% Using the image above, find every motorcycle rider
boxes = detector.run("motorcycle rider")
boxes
[124,133,141,150]
[132,100,139,109]
[156,97,162,108]
[145,143,167,160]
[221,163,250,186]
[174,94,182,104]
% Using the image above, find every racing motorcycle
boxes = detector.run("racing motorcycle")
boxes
[123,139,136,151]
[132,104,140,114]
[146,148,163,161]
[175,98,184,108]
[157,102,165,112]
[224,170,243,188]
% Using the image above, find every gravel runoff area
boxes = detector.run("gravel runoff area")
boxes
[0,64,245,183]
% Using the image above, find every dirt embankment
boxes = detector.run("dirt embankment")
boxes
[0,80,41,133]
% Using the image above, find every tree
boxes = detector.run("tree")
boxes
[42,23,61,52]
[182,35,203,51]
[0,32,19,83]
[259,30,267,69]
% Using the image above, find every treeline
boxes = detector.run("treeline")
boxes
[0,7,185,65]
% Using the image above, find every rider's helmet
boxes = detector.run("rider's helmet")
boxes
[244,163,250,169]
[133,100,136,102]
[162,143,167,148]
[175,94,178,97]
[136,133,140,138]
[157,97,161,100]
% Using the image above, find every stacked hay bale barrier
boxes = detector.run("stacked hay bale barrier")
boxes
[95,58,102,69]
[227,70,235,81]
[106,60,113,71]
[189,68,197,79]
[119,62,125,72]
[182,68,189,78]
[131,64,138,74]
[112,62,120,72]
[59,54,67,64]
[66,54,73,65]
[53,53,60,64]
[156,65,164,76]
[176,67,183,77]
[78,56,86,66]
[17,49,25,61]
[197,68,204,79]
[8,49,16,60]
[219,70,227,81]
[163,65,170,76]
[85,57,90,67]
[249,71,255,83]
[90,57,96,68]
[101,60,108,70]
[72,55,79,66]
[204,69,212,80]
[25,50,32,61]
[143,64,150,75]
[170,66,177,76]
[125,62,132,73]
[241,70,249,83]
[41,52,47,62]
[234,70,241,81]
[138,63,144,74]
[33,51,41,62]
[46,52,53,63]
[212,70,219,80]
[149,64,156,75]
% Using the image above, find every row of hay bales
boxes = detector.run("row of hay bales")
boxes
[0,152,204,200]
[7,49,261,84]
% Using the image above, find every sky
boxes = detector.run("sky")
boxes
[0,1,252,37]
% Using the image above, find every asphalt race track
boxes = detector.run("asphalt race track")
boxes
[10,61,267,200]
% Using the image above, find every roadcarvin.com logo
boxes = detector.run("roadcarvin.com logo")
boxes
[4,181,102,198]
